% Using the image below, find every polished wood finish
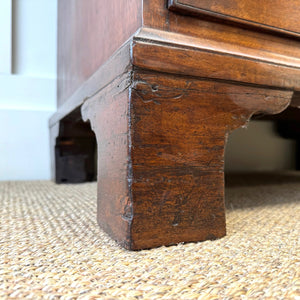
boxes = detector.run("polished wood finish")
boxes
[50,42,132,127]
[145,0,300,43]
[133,28,300,90]
[82,69,291,250]
[52,0,300,249]
[57,0,142,106]
[55,0,300,115]
[82,73,132,248]
[168,0,300,38]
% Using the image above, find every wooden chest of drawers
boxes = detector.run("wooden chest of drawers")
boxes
[169,0,300,37]
[50,0,300,250]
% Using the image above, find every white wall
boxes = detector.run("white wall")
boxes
[12,0,57,76]
[0,0,57,181]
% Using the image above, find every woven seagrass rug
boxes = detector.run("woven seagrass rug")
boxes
[0,172,299,299]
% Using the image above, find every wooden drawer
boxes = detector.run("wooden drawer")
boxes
[168,0,300,38]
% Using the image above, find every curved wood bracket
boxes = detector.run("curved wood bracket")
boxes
[82,68,292,250]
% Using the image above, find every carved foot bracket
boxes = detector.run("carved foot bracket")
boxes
[82,70,291,250]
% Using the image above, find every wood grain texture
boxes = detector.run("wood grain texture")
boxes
[129,71,292,250]
[82,69,292,250]
[55,0,300,118]
[168,0,300,38]
[50,41,132,128]
[57,0,142,107]
[144,0,300,44]
[142,1,300,90]
[133,29,300,91]
[56,0,300,250]
[135,28,300,68]
[82,72,133,249]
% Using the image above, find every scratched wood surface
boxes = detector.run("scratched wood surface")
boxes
[82,71,133,249]
[168,0,300,38]
[144,0,300,44]
[56,0,300,250]
[57,0,141,106]
[133,29,300,91]
[82,69,292,250]
[141,1,300,90]
[129,71,292,249]
[55,0,300,122]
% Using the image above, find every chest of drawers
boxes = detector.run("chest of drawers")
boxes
[50,0,300,250]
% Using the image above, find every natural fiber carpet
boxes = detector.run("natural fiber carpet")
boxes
[0,172,299,299]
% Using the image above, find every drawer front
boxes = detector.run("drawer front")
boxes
[168,0,300,37]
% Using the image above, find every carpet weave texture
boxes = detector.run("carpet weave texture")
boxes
[0,172,299,299]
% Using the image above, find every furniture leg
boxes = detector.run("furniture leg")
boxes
[82,70,291,250]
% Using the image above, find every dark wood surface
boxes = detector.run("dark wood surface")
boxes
[82,71,132,249]
[53,0,300,250]
[57,0,142,106]
[133,28,300,91]
[82,68,292,250]
[55,0,300,120]
[168,0,300,38]
[129,71,292,250]
[50,42,132,127]
[145,0,300,42]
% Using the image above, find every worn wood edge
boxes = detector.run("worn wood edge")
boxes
[49,36,134,128]
[128,70,292,250]
[81,70,134,250]
[81,67,292,251]
[133,29,300,91]
[81,71,132,124]
[52,31,136,249]
[135,28,300,69]
[168,0,300,39]
[50,25,300,130]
